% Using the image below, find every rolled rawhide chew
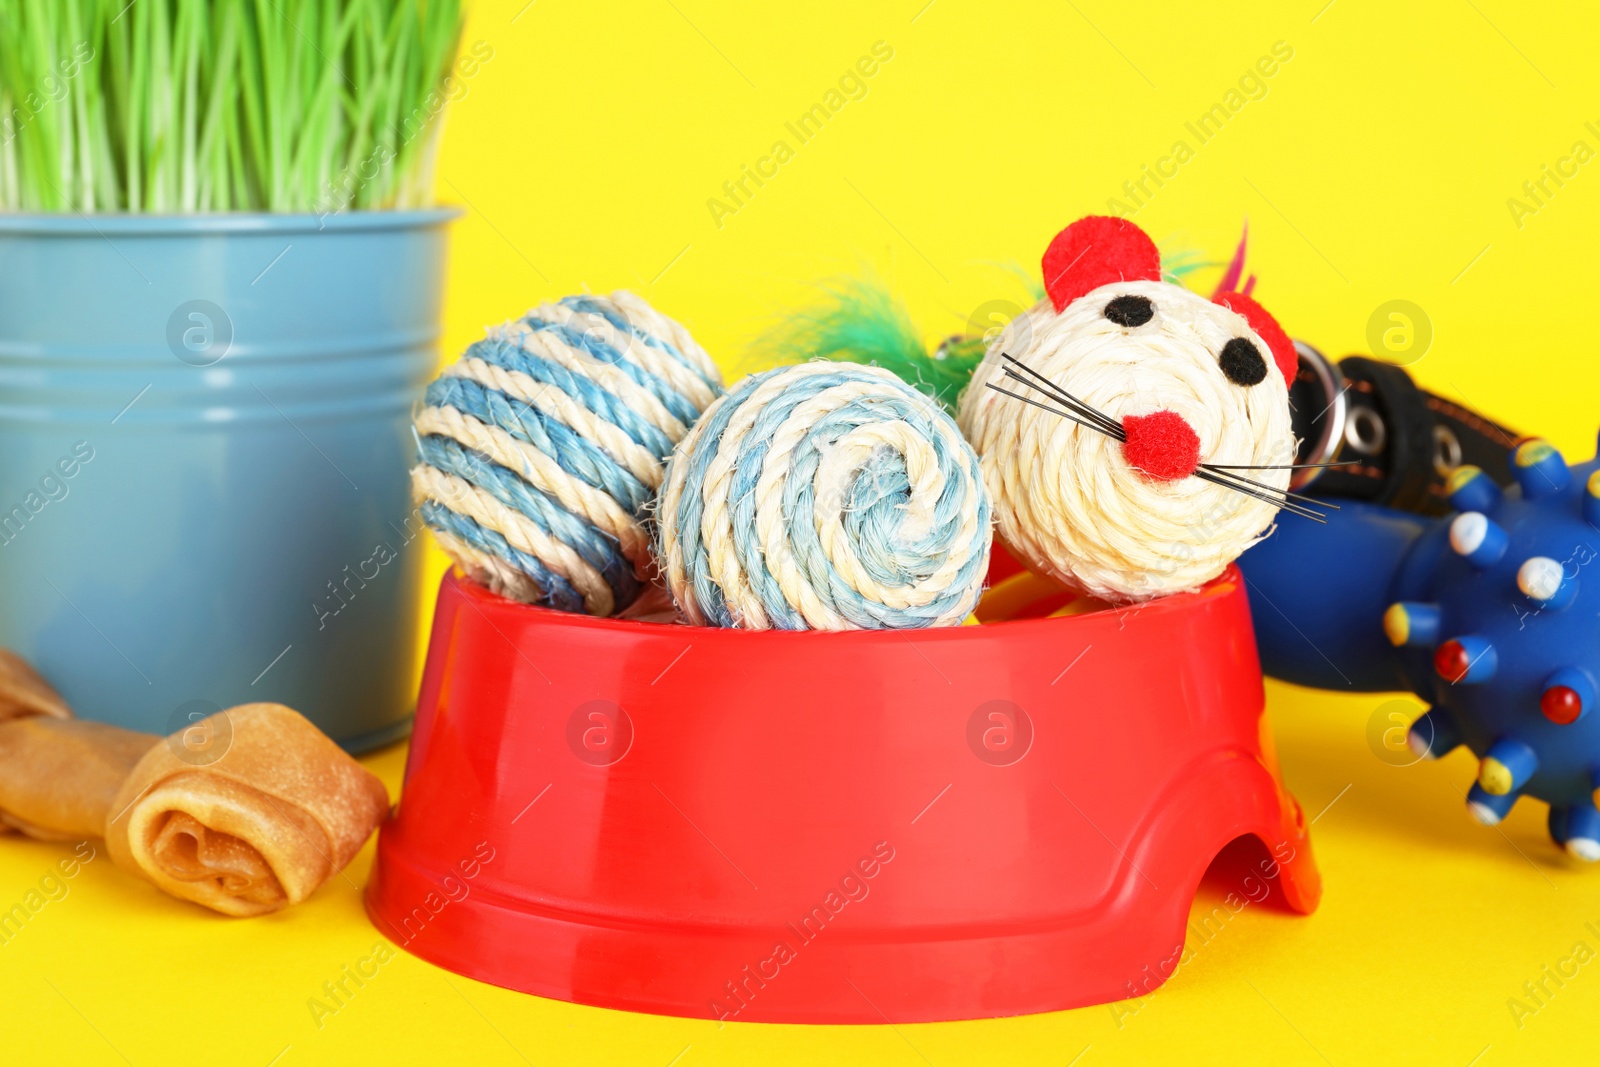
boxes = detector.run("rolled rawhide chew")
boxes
[658,362,992,629]
[412,291,723,615]
[104,703,389,918]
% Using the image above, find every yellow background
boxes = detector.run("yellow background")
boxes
[6,0,1600,1063]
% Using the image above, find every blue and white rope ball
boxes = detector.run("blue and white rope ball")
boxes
[412,291,723,615]
[658,362,993,629]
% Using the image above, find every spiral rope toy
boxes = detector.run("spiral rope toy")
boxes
[412,291,723,615]
[658,362,991,629]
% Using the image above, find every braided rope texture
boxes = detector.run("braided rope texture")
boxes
[659,362,992,630]
[959,281,1294,602]
[412,291,723,615]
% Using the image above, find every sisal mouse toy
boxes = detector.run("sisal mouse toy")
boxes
[957,215,1307,602]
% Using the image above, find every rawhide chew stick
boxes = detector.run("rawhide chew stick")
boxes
[0,717,153,840]
[0,647,72,722]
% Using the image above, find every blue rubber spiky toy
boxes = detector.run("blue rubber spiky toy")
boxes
[1239,435,1600,860]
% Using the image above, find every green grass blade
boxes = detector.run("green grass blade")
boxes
[0,0,465,213]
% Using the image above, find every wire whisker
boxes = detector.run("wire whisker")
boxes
[984,384,1123,439]
[1002,367,1123,435]
[999,355,1124,436]
[998,370,1122,437]
[1206,461,1346,470]
[1194,469,1327,522]
[1203,463,1324,505]
[1197,478,1328,523]
[1199,465,1341,509]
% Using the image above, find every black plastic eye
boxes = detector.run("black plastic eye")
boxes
[1103,295,1154,327]
[1219,337,1267,386]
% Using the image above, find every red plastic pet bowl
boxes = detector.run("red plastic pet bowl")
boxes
[365,557,1320,1023]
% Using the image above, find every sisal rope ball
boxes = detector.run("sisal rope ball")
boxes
[412,291,723,615]
[957,215,1299,603]
[658,362,992,630]
[960,282,1294,602]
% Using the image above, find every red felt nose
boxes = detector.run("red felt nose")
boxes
[1121,410,1201,481]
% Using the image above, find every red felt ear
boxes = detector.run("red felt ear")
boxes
[1212,290,1297,383]
[1041,216,1162,312]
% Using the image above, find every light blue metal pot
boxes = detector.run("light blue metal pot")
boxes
[0,210,457,751]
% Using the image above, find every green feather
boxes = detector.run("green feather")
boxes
[747,277,975,411]
[747,243,1223,410]
[748,277,997,411]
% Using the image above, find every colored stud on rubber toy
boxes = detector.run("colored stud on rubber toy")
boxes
[1447,464,1501,513]
[1383,601,1440,648]
[1407,707,1462,759]
[1478,737,1539,796]
[1517,556,1577,610]
[1512,438,1570,498]
[1551,803,1600,861]
[1434,636,1497,684]
[1541,667,1595,725]
[1467,781,1518,826]
[1447,512,1507,569]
